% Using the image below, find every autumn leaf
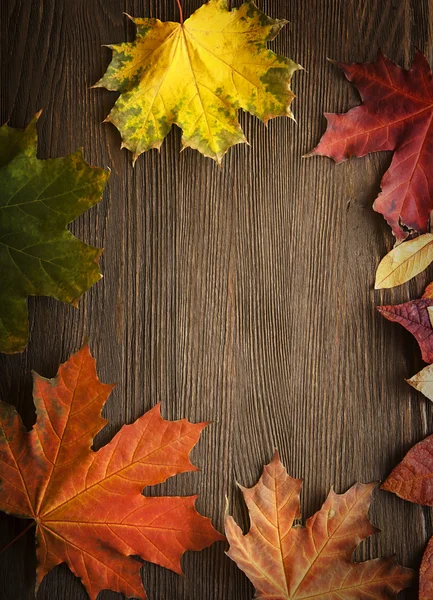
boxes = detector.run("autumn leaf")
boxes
[0,115,109,354]
[375,234,433,289]
[382,439,433,599]
[225,452,413,599]
[94,0,301,164]
[0,345,223,599]
[382,433,433,505]
[424,282,433,299]
[420,537,433,600]
[377,283,433,402]
[407,364,433,401]
[309,51,433,241]
[377,287,433,363]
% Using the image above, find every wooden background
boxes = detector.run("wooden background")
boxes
[1,0,433,598]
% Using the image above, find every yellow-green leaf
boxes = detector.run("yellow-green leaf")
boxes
[0,115,109,354]
[94,0,301,164]
[375,234,433,289]
[407,364,433,402]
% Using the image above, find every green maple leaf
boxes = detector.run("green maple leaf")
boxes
[0,115,109,354]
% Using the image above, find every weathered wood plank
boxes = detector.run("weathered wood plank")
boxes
[1,0,432,598]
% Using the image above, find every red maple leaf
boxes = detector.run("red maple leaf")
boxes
[0,345,223,599]
[377,292,433,363]
[310,51,433,240]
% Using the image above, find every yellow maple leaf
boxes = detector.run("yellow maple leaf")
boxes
[94,0,301,164]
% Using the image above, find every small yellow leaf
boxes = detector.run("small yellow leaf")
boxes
[375,234,433,289]
[407,364,433,401]
[428,307,433,329]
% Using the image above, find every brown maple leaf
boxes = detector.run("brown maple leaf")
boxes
[225,453,414,599]
[0,345,223,599]
[382,435,433,599]
[310,51,433,241]
[382,432,433,505]
[420,536,433,600]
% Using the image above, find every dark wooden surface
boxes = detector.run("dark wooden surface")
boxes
[1,0,432,598]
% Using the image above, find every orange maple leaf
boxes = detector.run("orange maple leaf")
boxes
[225,453,414,599]
[0,345,223,599]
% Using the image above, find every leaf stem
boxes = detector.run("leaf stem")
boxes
[0,521,36,555]
[175,0,184,24]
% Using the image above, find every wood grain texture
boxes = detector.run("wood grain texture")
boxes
[0,0,432,598]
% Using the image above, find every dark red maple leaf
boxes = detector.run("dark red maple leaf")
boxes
[377,294,433,363]
[310,50,433,240]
